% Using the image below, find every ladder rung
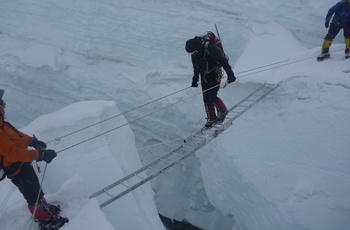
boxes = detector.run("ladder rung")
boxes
[120,182,129,188]
[89,82,282,208]
[183,145,196,150]
[103,189,114,198]
[160,158,171,164]
[172,152,185,157]
[133,173,144,180]
[147,166,158,171]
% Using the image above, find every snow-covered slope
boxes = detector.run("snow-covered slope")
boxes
[1,0,350,230]
[0,101,165,229]
[198,22,350,230]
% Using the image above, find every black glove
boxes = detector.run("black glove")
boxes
[191,80,199,87]
[325,22,329,29]
[38,149,57,163]
[227,74,236,84]
[29,136,47,150]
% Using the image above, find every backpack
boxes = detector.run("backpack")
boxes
[200,31,229,66]
[202,31,225,53]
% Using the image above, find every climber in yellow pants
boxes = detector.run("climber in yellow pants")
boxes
[318,0,350,61]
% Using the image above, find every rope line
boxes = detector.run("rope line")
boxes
[47,86,192,144]
[43,136,186,169]
[0,48,344,219]
[47,50,341,146]
[236,48,343,78]
[50,50,342,154]
[52,49,347,159]
[0,185,16,212]
[236,59,289,75]
[56,83,220,154]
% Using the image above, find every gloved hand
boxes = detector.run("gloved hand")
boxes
[38,149,57,163]
[325,22,329,29]
[29,136,47,150]
[191,80,199,87]
[227,74,236,84]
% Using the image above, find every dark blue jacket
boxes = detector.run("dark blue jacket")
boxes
[326,2,350,25]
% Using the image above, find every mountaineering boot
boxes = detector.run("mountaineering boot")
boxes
[28,197,65,222]
[28,201,59,221]
[204,119,216,128]
[40,197,61,215]
[28,198,59,221]
[214,98,228,123]
[216,109,228,123]
[317,52,330,61]
[204,102,216,128]
[345,38,350,59]
[28,197,68,229]
[317,39,332,61]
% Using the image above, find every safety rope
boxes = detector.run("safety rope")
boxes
[237,56,312,78]
[1,49,344,215]
[0,87,199,212]
[237,48,343,78]
[45,58,288,146]
[0,49,344,222]
[56,136,188,169]
[50,49,344,155]
[55,83,220,154]
[0,184,16,212]
[46,86,192,145]
[46,47,343,148]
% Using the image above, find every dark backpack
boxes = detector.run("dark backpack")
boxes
[202,31,225,53]
[200,31,229,66]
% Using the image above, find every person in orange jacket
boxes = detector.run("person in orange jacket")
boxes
[0,89,67,225]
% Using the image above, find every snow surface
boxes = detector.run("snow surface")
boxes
[1,0,350,230]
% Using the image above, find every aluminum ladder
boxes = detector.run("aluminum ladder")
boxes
[89,81,281,208]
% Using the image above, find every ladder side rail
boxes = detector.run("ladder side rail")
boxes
[226,83,268,113]
[184,83,268,143]
[206,81,282,141]
[252,81,281,104]
[89,144,185,199]
[92,81,282,205]
[204,112,242,143]
[227,82,281,123]
[99,141,206,208]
